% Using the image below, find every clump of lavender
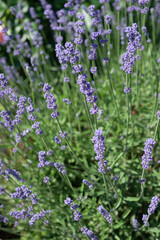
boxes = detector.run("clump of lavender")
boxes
[38,151,67,174]
[64,197,82,221]
[157,110,160,119]
[141,138,156,169]
[147,195,160,215]
[91,129,107,173]
[77,74,98,115]
[132,218,138,231]
[97,205,112,224]
[10,185,38,205]
[142,195,159,227]
[81,226,98,239]
[142,214,149,227]
[124,86,131,93]
[82,179,94,189]
[43,83,59,119]
[29,209,51,226]
[43,176,50,183]
[120,23,142,74]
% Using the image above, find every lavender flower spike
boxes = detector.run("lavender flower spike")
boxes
[91,129,107,173]
[147,195,160,215]
[97,205,112,224]
[141,138,156,169]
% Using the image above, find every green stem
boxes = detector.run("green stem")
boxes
[125,74,129,150]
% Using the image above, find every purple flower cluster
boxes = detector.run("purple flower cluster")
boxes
[0,186,5,195]
[132,218,138,231]
[64,197,82,221]
[55,42,79,68]
[77,74,98,114]
[91,129,107,173]
[43,83,59,119]
[147,195,160,215]
[53,162,67,174]
[124,87,131,94]
[142,214,149,226]
[0,159,23,182]
[10,4,24,19]
[141,138,156,169]
[90,66,97,74]
[120,23,142,74]
[38,151,50,168]
[82,179,94,189]
[138,0,150,6]
[38,151,67,174]
[63,98,71,104]
[54,136,62,144]
[29,209,51,226]
[43,176,50,183]
[10,207,33,220]
[157,110,160,119]
[10,185,38,204]
[105,14,112,25]
[97,205,112,224]
[59,130,67,139]
[81,226,98,239]
[0,215,8,223]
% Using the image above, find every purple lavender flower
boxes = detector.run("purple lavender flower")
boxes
[113,175,119,181]
[141,138,156,169]
[29,210,50,226]
[90,66,97,74]
[64,77,70,82]
[64,197,73,205]
[43,176,50,183]
[132,219,138,230]
[32,122,40,129]
[81,226,88,234]
[82,179,94,189]
[138,0,150,6]
[81,226,98,239]
[97,205,112,224]
[139,178,146,184]
[54,136,62,144]
[105,14,112,25]
[73,210,82,221]
[38,151,49,168]
[124,87,131,93]
[63,98,71,104]
[0,215,8,223]
[43,83,59,118]
[0,186,5,195]
[29,7,37,19]
[142,214,149,226]
[47,150,53,156]
[120,23,142,74]
[59,130,67,138]
[142,26,148,36]
[91,129,107,173]
[61,145,66,150]
[157,110,160,119]
[10,185,38,204]
[35,128,43,135]
[70,204,79,210]
[147,195,160,215]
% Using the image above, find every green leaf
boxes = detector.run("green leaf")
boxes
[114,197,122,209]
[114,221,126,229]
[124,197,139,202]
[122,208,132,219]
